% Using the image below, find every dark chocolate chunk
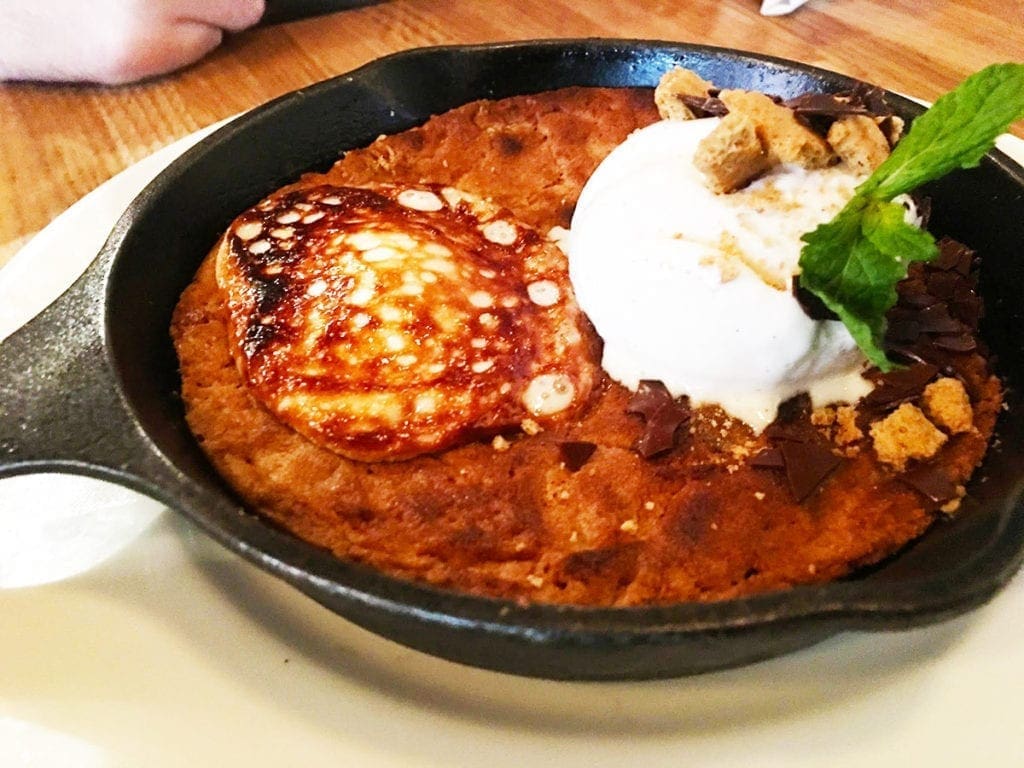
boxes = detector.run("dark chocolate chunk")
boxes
[779,440,843,503]
[679,94,729,117]
[783,92,870,118]
[750,447,785,468]
[627,380,674,420]
[560,441,597,472]
[934,236,975,273]
[764,394,816,442]
[627,380,691,458]
[862,363,939,410]
[916,303,967,334]
[933,333,977,353]
[899,464,958,504]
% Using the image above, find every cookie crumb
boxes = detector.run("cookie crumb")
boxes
[520,418,543,436]
[620,519,639,534]
[491,434,511,452]
[827,114,891,173]
[869,403,947,471]
[754,491,766,501]
[922,377,973,434]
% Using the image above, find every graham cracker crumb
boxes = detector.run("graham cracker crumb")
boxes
[827,115,891,173]
[869,403,947,471]
[694,112,771,193]
[922,377,974,434]
[718,89,835,169]
[834,405,864,445]
[811,407,837,428]
[520,418,543,436]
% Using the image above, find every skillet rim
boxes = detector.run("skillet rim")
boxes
[92,38,1024,677]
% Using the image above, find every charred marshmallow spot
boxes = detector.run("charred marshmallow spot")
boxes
[527,280,561,306]
[218,183,593,461]
[397,189,444,211]
[482,220,517,245]
[235,220,263,241]
[522,374,576,415]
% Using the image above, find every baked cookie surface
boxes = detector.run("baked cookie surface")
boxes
[172,87,1001,606]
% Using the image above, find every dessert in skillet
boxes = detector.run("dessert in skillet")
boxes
[172,67,1015,606]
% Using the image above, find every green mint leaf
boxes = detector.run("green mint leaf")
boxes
[865,63,1024,199]
[801,200,936,371]
[799,62,1024,370]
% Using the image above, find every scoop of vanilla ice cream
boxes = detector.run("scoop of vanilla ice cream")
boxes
[567,117,875,432]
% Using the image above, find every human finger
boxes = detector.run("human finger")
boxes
[171,0,266,32]
[97,20,223,85]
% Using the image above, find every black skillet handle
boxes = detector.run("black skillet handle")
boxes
[0,258,164,492]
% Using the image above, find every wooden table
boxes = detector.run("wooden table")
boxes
[1,0,1021,267]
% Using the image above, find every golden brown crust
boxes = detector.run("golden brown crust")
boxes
[172,86,1002,606]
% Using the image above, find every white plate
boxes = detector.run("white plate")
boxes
[1,123,1023,768]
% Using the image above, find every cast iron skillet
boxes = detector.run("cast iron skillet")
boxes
[1,41,1023,680]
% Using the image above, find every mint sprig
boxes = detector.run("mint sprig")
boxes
[798,63,1024,371]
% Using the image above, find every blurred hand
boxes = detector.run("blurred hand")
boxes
[0,0,266,85]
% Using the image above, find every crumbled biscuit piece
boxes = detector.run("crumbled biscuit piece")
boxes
[655,67,716,121]
[827,115,891,173]
[520,418,543,436]
[719,90,835,168]
[923,377,974,434]
[812,405,862,445]
[869,403,948,471]
[694,112,772,193]
[491,435,511,452]
[811,406,836,428]
[834,405,864,445]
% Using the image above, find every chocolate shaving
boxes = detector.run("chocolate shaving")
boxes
[679,94,729,118]
[750,447,785,468]
[560,441,597,472]
[755,394,842,501]
[862,363,939,411]
[783,92,871,118]
[933,333,977,353]
[883,236,983,365]
[779,440,843,503]
[627,380,691,458]
[899,463,958,504]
